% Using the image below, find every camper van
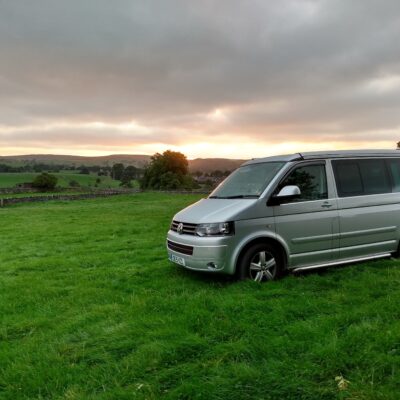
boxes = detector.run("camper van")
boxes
[167,150,400,281]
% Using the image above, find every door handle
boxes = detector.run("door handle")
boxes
[321,202,333,208]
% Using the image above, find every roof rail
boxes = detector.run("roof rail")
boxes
[297,153,305,160]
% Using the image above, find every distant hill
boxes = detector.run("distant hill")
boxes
[0,154,151,168]
[0,154,246,173]
[188,158,245,173]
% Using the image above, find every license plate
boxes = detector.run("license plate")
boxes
[169,253,186,266]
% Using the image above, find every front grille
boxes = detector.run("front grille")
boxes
[167,240,194,255]
[170,220,197,235]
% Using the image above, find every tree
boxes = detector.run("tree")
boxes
[161,150,189,175]
[121,165,138,182]
[120,165,138,187]
[210,170,224,178]
[32,173,58,190]
[111,163,125,180]
[69,180,80,188]
[79,166,90,175]
[140,150,195,190]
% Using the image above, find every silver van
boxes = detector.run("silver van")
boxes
[167,150,400,281]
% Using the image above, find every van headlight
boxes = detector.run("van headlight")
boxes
[195,222,234,237]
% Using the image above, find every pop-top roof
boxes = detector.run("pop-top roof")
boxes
[243,149,400,165]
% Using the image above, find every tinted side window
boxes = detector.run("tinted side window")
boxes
[334,161,363,196]
[280,164,327,202]
[359,159,391,194]
[388,159,400,192]
[333,159,391,197]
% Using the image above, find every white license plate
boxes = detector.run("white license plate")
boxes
[169,253,186,266]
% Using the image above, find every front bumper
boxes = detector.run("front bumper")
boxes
[166,230,232,273]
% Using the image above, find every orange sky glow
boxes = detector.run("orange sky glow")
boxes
[0,117,397,159]
[1,138,396,160]
[1,2,399,159]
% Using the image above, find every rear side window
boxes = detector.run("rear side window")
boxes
[360,160,391,194]
[333,159,391,197]
[387,159,400,192]
[334,162,363,196]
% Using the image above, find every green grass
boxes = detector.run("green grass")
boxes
[0,172,39,187]
[0,172,124,189]
[0,193,399,399]
[0,191,86,199]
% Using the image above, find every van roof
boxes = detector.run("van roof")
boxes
[243,149,400,165]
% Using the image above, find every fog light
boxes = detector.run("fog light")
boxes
[207,262,218,270]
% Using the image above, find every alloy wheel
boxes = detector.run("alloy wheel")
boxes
[249,251,277,282]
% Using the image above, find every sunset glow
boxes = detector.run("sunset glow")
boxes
[1,1,400,159]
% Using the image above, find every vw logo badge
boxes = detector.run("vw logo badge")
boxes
[177,223,184,234]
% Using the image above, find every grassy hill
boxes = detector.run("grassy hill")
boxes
[188,158,245,173]
[0,193,399,399]
[0,154,247,173]
[0,172,120,189]
[0,154,151,168]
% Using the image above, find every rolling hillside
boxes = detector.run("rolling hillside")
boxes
[0,172,121,188]
[188,158,245,173]
[0,154,247,173]
[0,154,151,168]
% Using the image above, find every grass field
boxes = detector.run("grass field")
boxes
[0,193,399,399]
[0,191,88,199]
[0,172,122,189]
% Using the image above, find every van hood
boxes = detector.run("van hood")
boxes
[173,198,258,224]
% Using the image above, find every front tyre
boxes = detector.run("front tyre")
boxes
[238,243,284,282]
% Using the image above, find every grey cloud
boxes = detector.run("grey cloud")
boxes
[0,0,400,150]
[0,128,182,147]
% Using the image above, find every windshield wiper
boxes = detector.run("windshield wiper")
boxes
[209,195,259,199]
[225,195,259,199]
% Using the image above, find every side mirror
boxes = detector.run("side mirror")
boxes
[267,185,301,206]
[277,185,301,197]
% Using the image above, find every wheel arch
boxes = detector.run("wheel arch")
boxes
[232,234,289,275]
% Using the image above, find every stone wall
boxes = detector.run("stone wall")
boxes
[0,189,211,207]
[0,189,140,207]
[0,187,41,194]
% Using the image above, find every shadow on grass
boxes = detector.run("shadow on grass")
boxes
[170,257,399,291]
[174,265,236,286]
[291,256,397,278]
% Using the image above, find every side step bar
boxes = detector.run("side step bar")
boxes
[292,252,392,273]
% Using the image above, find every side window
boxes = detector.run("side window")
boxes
[387,159,400,192]
[333,161,363,197]
[280,164,327,202]
[333,159,391,197]
[359,160,390,194]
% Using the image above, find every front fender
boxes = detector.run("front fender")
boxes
[228,229,290,274]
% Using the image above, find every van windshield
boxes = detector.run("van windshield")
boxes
[209,162,286,199]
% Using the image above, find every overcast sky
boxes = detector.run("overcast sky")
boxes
[1,0,400,158]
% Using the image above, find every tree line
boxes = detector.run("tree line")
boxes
[0,163,103,173]
[3,150,231,191]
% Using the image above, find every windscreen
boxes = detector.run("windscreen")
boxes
[209,162,285,199]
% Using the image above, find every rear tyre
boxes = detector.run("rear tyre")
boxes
[238,243,284,282]
[392,242,400,258]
